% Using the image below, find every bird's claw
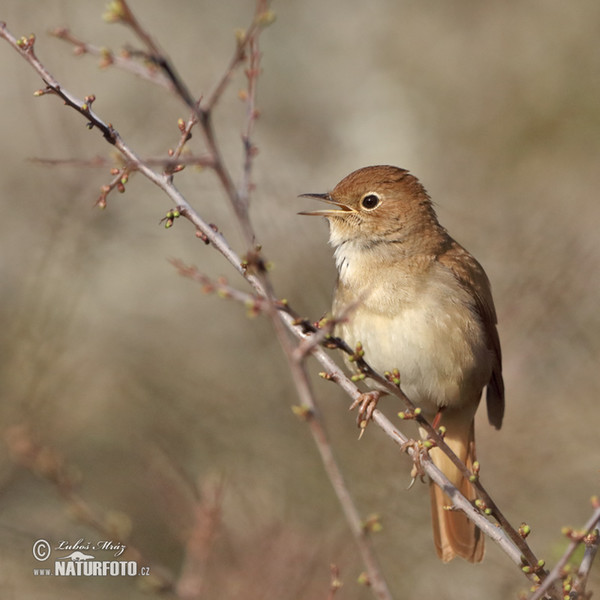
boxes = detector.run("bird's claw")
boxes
[350,391,382,438]
[400,439,428,488]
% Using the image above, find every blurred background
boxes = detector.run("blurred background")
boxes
[1,1,599,598]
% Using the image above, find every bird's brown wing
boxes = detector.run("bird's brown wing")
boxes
[438,240,505,429]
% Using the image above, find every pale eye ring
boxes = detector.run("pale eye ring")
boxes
[361,193,381,210]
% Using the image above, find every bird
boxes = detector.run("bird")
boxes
[299,165,504,562]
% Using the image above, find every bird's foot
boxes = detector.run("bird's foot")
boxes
[400,439,429,488]
[349,391,382,439]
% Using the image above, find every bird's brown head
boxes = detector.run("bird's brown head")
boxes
[299,165,440,249]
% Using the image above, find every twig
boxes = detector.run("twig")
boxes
[166,115,202,177]
[104,0,197,108]
[176,481,224,600]
[238,32,261,208]
[327,564,343,600]
[0,24,241,260]
[530,506,600,600]
[50,27,175,91]
[30,154,214,169]
[289,354,394,600]
[51,2,267,242]
[575,536,599,599]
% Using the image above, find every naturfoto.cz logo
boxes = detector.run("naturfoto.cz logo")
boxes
[32,538,151,578]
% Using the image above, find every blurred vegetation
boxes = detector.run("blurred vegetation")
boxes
[1,1,599,599]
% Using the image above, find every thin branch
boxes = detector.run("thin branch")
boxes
[166,115,202,177]
[105,0,197,108]
[50,27,175,92]
[327,564,343,600]
[30,154,215,170]
[575,535,599,599]
[0,28,117,144]
[238,32,261,208]
[176,481,224,600]
[50,2,263,242]
[530,506,600,600]
[289,361,394,600]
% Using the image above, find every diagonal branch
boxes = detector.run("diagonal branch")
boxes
[530,506,600,600]
[168,264,547,583]
[50,27,175,91]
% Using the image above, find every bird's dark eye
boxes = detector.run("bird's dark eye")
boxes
[361,193,381,210]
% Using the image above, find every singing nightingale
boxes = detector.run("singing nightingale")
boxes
[300,165,504,562]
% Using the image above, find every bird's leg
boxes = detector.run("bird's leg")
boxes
[431,407,445,430]
[349,391,382,438]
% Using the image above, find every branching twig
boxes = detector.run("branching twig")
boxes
[238,33,261,208]
[30,154,214,169]
[104,0,197,108]
[50,27,175,91]
[530,506,600,600]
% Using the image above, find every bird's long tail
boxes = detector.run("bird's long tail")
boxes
[428,417,484,563]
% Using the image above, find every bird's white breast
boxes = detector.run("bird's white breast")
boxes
[333,242,492,415]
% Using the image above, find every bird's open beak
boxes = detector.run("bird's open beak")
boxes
[298,193,355,216]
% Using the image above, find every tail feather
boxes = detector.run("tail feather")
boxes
[428,418,484,563]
